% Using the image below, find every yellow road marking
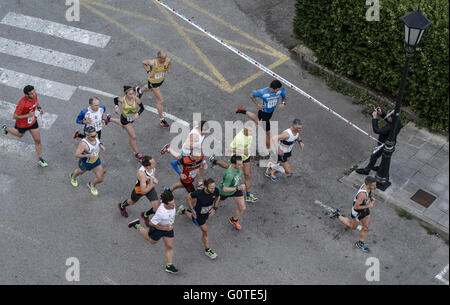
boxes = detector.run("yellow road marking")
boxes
[80,1,229,91]
[80,0,290,93]
[156,4,231,89]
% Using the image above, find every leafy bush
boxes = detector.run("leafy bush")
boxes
[293,0,449,132]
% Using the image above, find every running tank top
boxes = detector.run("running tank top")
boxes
[279,128,299,153]
[122,96,137,121]
[134,166,155,194]
[81,138,100,164]
[182,127,205,155]
[148,59,168,84]
[352,184,371,213]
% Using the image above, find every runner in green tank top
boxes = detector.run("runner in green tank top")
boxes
[105,85,146,160]
[217,155,246,230]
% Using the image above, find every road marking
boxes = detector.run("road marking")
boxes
[0,12,111,48]
[77,86,189,126]
[79,0,289,93]
[314,200,335,213]
[0,137,34,158]
[0,37,94,73]
[0,100,58,130]
[0,68,77,101]
[435,265,449,285]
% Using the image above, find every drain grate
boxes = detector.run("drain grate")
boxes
[411,189,437,208]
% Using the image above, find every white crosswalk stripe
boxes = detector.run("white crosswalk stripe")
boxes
[0,137,35,159]
[0,12,111,48]
[0,68,77,101]
[0,100,58,130]
[0,37,95,73]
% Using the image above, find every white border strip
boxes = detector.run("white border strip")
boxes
[152,0,381,144]
[0,67,77,101]
[435,265,449,285]
[78,86,189,126]
[0,37,95,73]
[0,12,111,48]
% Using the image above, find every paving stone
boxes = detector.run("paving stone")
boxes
[410,172,432,188]
[427,154,449,170]
[401,181,421,194]
[414,149,436,163]
[403,157,426,171]
[408,136,427,148]
[437,213,449,228]
[427,183,448,197]
[431,199,449,214]
[419,164,441,178]
[423,206,445,222]
[434,172,450,186]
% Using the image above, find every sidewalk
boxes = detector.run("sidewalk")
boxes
[341,122,449,240]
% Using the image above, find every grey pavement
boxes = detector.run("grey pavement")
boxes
[341,122,449,239]
[0,0,448,285]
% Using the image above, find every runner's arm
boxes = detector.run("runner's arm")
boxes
[353,193,370,210]
[137,171,154,194]
[141,59,153,72]
[272,132,289,154]
[166,58,171,74]
[76,108,88,124]
[186,193,196,211]
[170,160,182,175]
[75,142,90,159]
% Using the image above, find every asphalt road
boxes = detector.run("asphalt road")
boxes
[0,0,448,285]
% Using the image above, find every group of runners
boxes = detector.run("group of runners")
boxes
[1,50,378,274]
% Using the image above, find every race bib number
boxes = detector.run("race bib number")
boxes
[87,156,99,164]
[154,72,165,79]
[189,169,198,178]
[126,115,134,122]
[28,113,36,124]
[200,205,213,214]
[267,99,278,109]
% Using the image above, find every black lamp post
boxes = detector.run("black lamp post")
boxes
[375,5,431,191]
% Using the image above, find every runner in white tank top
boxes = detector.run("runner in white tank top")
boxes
[330,176,377,253]
[70,126,105,196]
[265,119,304,182]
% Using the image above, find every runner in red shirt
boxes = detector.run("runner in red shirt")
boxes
[1,85,48,167]
[167,151,207,193]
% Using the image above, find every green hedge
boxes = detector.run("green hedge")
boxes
[293,0,449,132]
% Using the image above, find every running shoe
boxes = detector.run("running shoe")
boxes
[264,167,278,182]
[135,86,143,99]
[140,212,150,227]
[209,154,216,169]
[38,159,48,168]
[177,205,186,216]
[135,153,143,160]
[160,143,170,155]
[73,129,81,140]
[87,182,98,196]
[204,248,217,260]
[229,217,242,230]
[104,114,111,125]
[165,264,179,274]
[160,119,169,128]
[1,124,7,136]
[128,219,140,229]
[330,209,341,219]
[118,202,128,218]
[70,173,78,187]
[355,241,371,253]
[245,193,259,203]
[235,107,246,114]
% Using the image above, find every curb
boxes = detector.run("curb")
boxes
[340,173,449,242]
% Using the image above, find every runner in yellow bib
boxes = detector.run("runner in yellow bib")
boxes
[136,50,172,128]
[105,86,145,160]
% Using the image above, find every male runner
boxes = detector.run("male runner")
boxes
[70,126,105,196]
[209,125,258,203]
[1,85,48,167]
[266,119,304,182]
[217,155,246,230]
[177,178,220,259]
[235,79,286,150]
[128,190,178,274]
[167,150,207,194]
[73,97,108,140]
[161,120,209,187]
[136,50,172,128]
[331,176,377,253]
[118,156,159,218]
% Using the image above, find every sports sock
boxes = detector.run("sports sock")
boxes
[121,200,129,209]
[272,164,285,174]
[146,207,155,215]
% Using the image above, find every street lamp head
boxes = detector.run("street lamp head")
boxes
[402,5,432,50]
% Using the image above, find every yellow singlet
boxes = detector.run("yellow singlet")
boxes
[148,59,168,84]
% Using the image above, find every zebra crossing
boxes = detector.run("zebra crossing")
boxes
[0,11,111,156]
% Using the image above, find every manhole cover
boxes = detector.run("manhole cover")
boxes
[411,189,437,208]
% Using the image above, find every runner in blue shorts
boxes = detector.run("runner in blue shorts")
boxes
[70,126,105,196]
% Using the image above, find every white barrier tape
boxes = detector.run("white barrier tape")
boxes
[153,0,382,145]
